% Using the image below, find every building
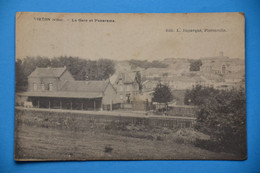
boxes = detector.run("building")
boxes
[200,52,245,75]
[16,67,120,111]
[161,74,206,90]
[110,71,141,103]
[142,80,159,93]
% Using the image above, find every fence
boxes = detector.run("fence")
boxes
[102,103,121,111]
[167,105,199,117]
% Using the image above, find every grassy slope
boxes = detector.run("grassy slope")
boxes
[14,109,237,160]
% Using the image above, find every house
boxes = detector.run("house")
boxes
[200,52,245,75]
[161,74,206,90]
[200,73,224,88]
[110,71,141,103]
[200,61,228,75]
[141,68,170,79]
[17,67,120,111]
[142,80,159,92]
[223,72,244,83]
[27,66,74,92]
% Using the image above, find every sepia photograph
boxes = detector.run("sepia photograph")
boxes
[15,12,246,161]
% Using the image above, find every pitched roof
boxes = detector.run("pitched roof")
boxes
[109,73,118,84]
[28,67,67,78]
[115,72,137,84]
[125,72,136,83]
[61,80,110,93]
[142,80,159,86]
[144,68,170,74]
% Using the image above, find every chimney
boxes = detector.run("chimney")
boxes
[219,51,224,57]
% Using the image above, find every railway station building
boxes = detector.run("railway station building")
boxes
[16,67,120,111]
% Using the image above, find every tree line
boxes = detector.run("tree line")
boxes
[129,59,168,69]
[16,56,115,91]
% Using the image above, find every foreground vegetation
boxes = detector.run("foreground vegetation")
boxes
[15,109,240,160]
[185,85,246,158]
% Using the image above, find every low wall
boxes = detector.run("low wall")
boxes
[15,108,196,132]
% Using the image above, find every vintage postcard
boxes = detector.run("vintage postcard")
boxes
[15,12,246,161]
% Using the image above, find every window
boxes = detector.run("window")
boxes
[48,83,53,91]
[119,85,123,91]
[41,83,45,91]
[222,65,226,74]
[33,83,37,91]
[126,85,131,91]
[126,94,130,103]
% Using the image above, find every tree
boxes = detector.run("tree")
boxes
[189,59,202,71]
[15,56,52,91]
[135,71,142,92]
[96,59,115,80]
[185,85,246,156]
[15,59,27,91]
[152,83,173,110]
[184,85,218,105]
[15,56,116,91]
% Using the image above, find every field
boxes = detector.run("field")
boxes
[14,108,237,160]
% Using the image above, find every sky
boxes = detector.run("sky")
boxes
[16,12,245,60]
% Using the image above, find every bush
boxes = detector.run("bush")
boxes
[185,86,246,156]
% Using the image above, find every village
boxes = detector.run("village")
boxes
[15,52,245,121]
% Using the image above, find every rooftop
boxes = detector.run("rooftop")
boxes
[61,80,110,93]
[28,66,67,78]
[18,91,103,99]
